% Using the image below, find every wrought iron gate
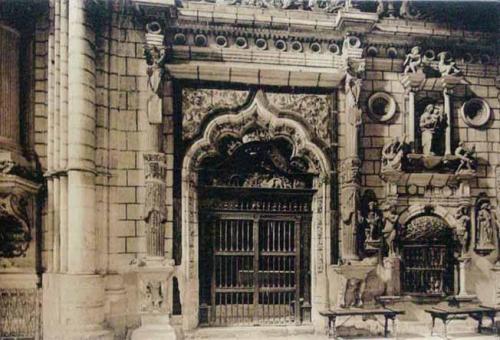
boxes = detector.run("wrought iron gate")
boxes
[401,244,453,295]
[199,188,312,326]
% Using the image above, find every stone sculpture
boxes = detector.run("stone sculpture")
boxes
[455,142,477,173]
[403,46,422,74]
[419,104,444,156]
[437,52,462,77]
[362,199,383,242]
[342,278,364,308]
[345,63,364,127]
[455,206,470,256]
[381,136,409,172]
[477,200,494,249]
[382,206,399,256]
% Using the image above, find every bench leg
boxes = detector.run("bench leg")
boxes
[430,316,436,336]
[443,317,449,339]
[384,316,389,337]
[327,316,337,339]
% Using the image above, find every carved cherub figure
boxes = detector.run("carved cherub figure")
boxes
[455,142,477,173]
[403,46,422,74]
[437,52,462,77]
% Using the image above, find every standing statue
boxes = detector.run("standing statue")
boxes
[403,46,422,74]
[345,63,364,127]
[455,142,477,173]
[382,206,399,256]
[144,45,168,124]
[364,200,383,241]
[455,206,470,256]
[419,104,444,156]
[437,52,462,77]
[145,45,167,96]
[477,200,494,248]
[381,135,409,171]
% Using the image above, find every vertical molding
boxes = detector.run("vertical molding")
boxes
[67,0,97,274]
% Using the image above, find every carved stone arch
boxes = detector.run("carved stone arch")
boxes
[398,204,459,231]
[183,90,331,175]
[180,90,332,330]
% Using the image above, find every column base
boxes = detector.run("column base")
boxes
[131,315,177,340]
[42,273,113,340]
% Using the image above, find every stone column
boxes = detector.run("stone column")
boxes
[130,19,177,340]
[440,75,462,156]
[401,72,425,150]
[42,1,112,338]
[340,61,364,262]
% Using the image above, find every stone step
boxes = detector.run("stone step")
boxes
[185,325,315,339]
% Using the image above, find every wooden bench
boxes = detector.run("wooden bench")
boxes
[425,305,500,339]
[320,307,405,339]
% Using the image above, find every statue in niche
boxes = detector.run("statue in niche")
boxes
[382,206,399,256]
[403,46,422,74]
[419,104,445,156]
[360,196,383,242]
[455,206,470,256]
[455,142,477,173]
[437,52,462,77]
[345,63,364,127]
[381,135,410,172]
[477,199,494,249]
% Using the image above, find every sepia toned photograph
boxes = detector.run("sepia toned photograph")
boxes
[0,0,499,339]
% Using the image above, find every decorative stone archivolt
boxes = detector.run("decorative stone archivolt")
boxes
[460,98,491,128]
[182,88,250,140]
[184,91,330,174]
[367,92,396,122]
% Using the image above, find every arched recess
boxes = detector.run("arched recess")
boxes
[398,206,460,296]
[179,90,332,330]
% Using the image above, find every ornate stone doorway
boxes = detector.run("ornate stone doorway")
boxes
[400,215,456,296]
[180,91,331,330]
[197,138,314,326]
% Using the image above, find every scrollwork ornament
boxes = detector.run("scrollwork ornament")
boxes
[0,194,31,258]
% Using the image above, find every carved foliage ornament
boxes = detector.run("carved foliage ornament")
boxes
[0,194,31,258]
[401,215,451,242]
[182,88,250,140]
[267,93,332,143]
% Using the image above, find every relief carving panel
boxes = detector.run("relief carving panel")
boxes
[182,88,250,140]
[266,93,332,143]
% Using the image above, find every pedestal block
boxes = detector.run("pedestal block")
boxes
[42,273,113,340]
[383,256,401,296]
[130,258,177,340]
